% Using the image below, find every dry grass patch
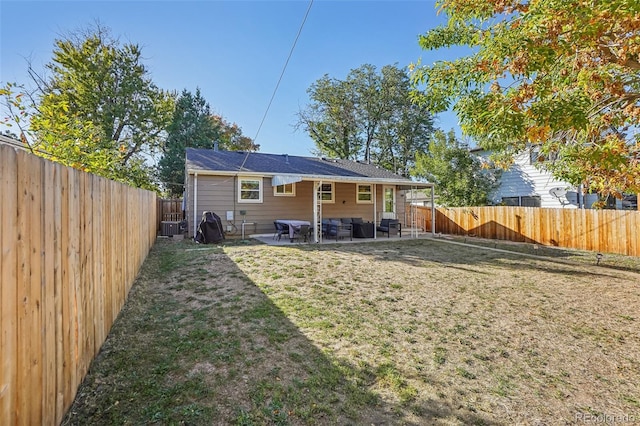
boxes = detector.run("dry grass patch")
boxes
[63,237,640,425]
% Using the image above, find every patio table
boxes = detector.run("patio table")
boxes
[275,219,311,241]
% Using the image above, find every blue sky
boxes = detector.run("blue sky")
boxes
[1,0,467,157]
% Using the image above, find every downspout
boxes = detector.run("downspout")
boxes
[193,173,198,236]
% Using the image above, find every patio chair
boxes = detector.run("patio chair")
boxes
[293,224,311,243]
[377,218,401,238]
[273,221,289,240]
[326,219,352,242]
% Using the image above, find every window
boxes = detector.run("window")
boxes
[317,182,334,203]
[238,177,262,203]
[501,197,520,206]
[529,146,540,165]
[521,196,541,207]
[274,183,295,196]
[383,186,396,215]
[356,184,373,203]
[502,196,541,207]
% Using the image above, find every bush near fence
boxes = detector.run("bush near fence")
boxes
[412,205,640,257]
[0,144,157,425]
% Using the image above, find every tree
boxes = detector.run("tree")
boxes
[297,64,435,175]
[0,82,36,149]
[210,114,259,152]
[23,25,174,190]
[374,76,434,176]
[297,74,359,160]
[158,89,220,196]
[412,130,500,206]
[158,90,259,196]
[411,0,640,198]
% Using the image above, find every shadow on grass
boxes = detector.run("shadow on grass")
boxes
[62,238,498,425]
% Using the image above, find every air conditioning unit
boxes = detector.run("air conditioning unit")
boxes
[161,221,181,236]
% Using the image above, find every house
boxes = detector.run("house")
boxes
[184,148,434,241]
[473,146,583,208]
[405,189,436,207]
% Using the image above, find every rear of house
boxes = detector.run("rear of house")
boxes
[184,149,434,239]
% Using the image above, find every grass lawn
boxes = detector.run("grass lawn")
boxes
[62,237,640,425]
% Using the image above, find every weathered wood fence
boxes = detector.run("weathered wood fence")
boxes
[412,205,640,257]
[1,145,157,425]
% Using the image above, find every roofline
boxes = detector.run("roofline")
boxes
[186,169,433,188]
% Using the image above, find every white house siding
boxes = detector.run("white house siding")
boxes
[478,150,579,209]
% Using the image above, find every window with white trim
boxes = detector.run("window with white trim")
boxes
[238,177,263,203]
[356,184,373,203]
[274,183,295,196]
[317,182,334,203]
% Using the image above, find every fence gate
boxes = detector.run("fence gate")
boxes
[157,198,184,236]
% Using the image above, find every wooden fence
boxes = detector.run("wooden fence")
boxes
[1,145,157,425]
[412,205,640,257]
[156,198,183,227]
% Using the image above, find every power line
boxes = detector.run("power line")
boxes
[239,0,314,171]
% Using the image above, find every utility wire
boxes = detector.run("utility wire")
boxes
[239,0,313,171]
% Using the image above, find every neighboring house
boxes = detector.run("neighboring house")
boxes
[473,146,582,208]
[184,148,434,241]
[405,189,435,207]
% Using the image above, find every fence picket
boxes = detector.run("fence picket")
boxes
[0,146,18,425]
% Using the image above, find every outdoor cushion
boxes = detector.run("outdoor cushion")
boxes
[351,217,364,224]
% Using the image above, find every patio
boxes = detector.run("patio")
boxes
[248,228,426,246]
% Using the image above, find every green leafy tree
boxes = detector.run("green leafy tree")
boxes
[23,25,174,190]
[298,64,434,175]
[374,67,434,176]
[158,90,259,196]
[411,0,640,198]
[413,130,499,206]
[297,74,359,159]
[211,114,259,152]
[158,89,220,196]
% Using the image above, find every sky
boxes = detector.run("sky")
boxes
[1,0,468,157]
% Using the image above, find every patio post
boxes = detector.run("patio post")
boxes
[373,183,377,239]
[193,173,198,236]
[431,185,435,235]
